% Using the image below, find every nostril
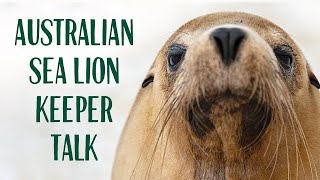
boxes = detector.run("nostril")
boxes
[230,28,245,59]
[211,27,246,66]
[213,35,225,64]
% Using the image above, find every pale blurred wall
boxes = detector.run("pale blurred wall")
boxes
[0,0,319,180]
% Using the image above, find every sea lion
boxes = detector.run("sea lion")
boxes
[112,12,320,180]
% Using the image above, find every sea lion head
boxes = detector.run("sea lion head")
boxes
[118,12,320,179]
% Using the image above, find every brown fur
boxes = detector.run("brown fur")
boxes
[112,12,320,180]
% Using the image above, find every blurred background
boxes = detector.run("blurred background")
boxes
[0,0,319,179]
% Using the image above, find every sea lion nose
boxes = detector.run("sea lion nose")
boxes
[211,27,246,66]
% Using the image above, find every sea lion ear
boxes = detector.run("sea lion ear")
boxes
[309,72,320,89]
[142,75,154,88]
[308,65,320,89]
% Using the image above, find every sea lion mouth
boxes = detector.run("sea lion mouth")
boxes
[187,90,272,149]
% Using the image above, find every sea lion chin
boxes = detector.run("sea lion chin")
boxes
[113,12,320,180]
[187,92,272,148]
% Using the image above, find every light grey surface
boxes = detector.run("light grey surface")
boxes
[0,1,319,179]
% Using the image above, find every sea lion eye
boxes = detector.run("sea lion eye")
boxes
[274,45,294,71]
[167,44,186,71]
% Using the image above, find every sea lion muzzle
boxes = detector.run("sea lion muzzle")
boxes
[172,25,275,150]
